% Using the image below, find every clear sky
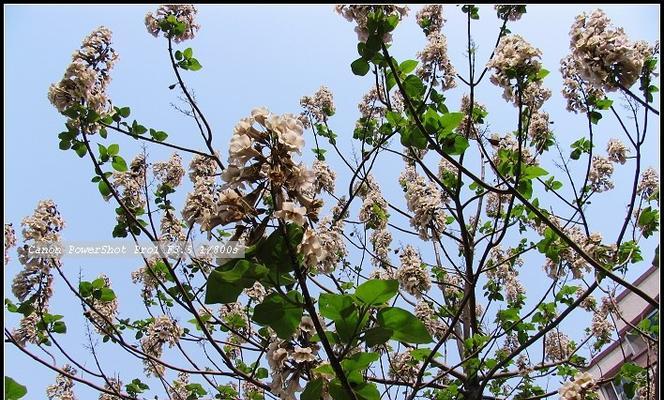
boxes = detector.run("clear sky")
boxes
[4,4,660,399]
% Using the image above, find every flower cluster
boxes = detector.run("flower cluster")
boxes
[416,32,457,90]
[545,330,573,362]
[397,245,431,298]
[299,216,346,274]
[335,5,409,43]
[569,9,656,91]
[528,111,553,152]
[131,257,169,301]
[312,160,336,194]
[637,167,659,197]
[416,5,444,36]
[486,246,525,305]
[558,372,596,400]
[110,154,147,214]
[245,281,267,303]
[495,5,526,21]
[140,315,183,376]
[559,54,606,113]
[153,153,186,188]
[415,301,447,339]
[588,156,615,193]
[399,166,448,240]
[299,86,336,128]
[46,364,77,400]
[358,86,388,120]
[458,94,487,140]
[98,377,123,400]
[370,227,392,267]
[606,138,629,164]
[389,351,421,383]
[11,200,65,346]
[145,4,200,42]
[4,223,16,265]
[358,175,390,230]
[487,34,544,104]
[167,372,190,400]
[84,274,119,335]
[267,335,319,399]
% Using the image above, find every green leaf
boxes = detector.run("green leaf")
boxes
[118,107,131,118]
[589,111,602,124]
[174,50,183,60]
[439,112,465,135]
[400,125,428,149]
[150,130,168,141]
[364,326,393,347]
[377,307,433,344]
[402,74,425,99]
[59,140,71,150]
[341,352,379,373]
[98,181,112,197]
[5,377,27,400]
[52,321,67,334]
[112,156,128,172]
[183,47,193,59]
[99,288,116,302]
[522,165,548,180]
[205,260,269,304]
[319,293,355,321]
[399,60,418,74]
[301,379,324,400]
[72,142,87,158]
[256,224,303,273]
[351,58,370,76]
[252,291,303,339]
[355,279,398,305]
[439,133,469,155]
[188,58,203,71]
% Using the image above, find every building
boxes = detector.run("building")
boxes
[586,264,659,400]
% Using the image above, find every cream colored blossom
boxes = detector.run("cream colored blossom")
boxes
[145,4,200,42]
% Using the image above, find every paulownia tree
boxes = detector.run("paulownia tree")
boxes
[4,4,660,400]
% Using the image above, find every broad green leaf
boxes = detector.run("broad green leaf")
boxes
[364,326,392,347]
[341,352,379,373]
[301,379,324,400]
[351,58,370,76]
[205,260,269,304]
[252,291,303,339]
[5,377,27,400]
[355,279,398,305]
[318,293,355,321]
[377,307,433,344]
[256,224,303,273]
[112,156,128,172]
[399,60,418,74]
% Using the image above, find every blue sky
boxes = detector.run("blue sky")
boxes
[4,4,659,399]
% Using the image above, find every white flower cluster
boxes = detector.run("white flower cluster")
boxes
[416,5,444,35]
[459,94,487,140]
[4,223,16,265]
[399,166,448,240]
[267,336,319,399]
[487,34,545,105]
[131,257,169,300]
[588,156,615,193]
[167,372,190,400]
[141,315,183,376]
[145,4,200,42]
[335,5,409,43]
[242,381,264,400]
[160,211,186,244]
[46,364,78,400]
[415,301,447,339]
[558,372,596,400]
[11,200,65,346]
[299,86,336,128]
[486,246,525,304]
[358,86,387,120]
[637,167,659,197]
[358,175,390,230]
[84,274,119,336]
[111,154,147,211]
[370,227,393,267]
[298,216,346,274]
[559,55,606,113]
[312,160,336,194]
[545,330,573,362]
[416,32,457,90]
[575,287,596,311]
[485,192,509,218]
[389,350,421,383]
[606,138,629,165]
[495,5,526,21]
[97,377,123,400]
[569,9,657,91]
[397,245,431,298]
[153,153,186,188]
[245,281,266,303]
[48,26,118,130]
[528,111,552,151]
